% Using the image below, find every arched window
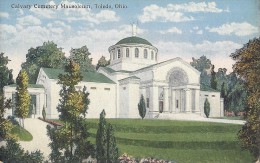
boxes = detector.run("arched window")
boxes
[144,49,148,59]
[118,49,121,58]
[126,48,129,57]
[151,51,154,60]
[135,48,139,58]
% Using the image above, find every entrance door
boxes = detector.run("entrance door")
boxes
[159,101,164,113]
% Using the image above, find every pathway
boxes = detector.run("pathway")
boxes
[19,118,51,160]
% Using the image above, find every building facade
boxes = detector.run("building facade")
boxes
[4,35,224,119]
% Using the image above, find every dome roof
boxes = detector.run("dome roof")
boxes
[115,36,153,46]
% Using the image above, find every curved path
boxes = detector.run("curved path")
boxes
[19,118,51,160]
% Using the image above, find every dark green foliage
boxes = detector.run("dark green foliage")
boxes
[96,56,110,70]
[70,45,95,72]
[42,105,46,120]
[0,138,43,163]
[0,52,14,93]
[190,55,212,85]
[0,93,13,139]
[96,110,118,163]
[106,123,119,163]
[210,65,217,90]
[21,41,66,83]
[231,37,260,161]
[138,94,146,119]
[47,60,94,162]
[204,98,210,118]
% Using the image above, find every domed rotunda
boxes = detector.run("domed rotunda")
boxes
[108,29,158,71]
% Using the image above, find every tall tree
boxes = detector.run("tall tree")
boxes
[210,65,217,90]
[231,37,260,162]
[47,60,93,162]
[15,70,30,128]
[190,55,212,85]
[138,95,146,119]
[0,94,12,139]
[204,98,210,118]
[96,56,110,70]
[70,46,95,72]
[0,52,14,93]
[220,82,228,111]
[96,110,118,163]
[21,41,66,83]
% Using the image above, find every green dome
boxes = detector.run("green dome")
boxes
[115,36,153,46]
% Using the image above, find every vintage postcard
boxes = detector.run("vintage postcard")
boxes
[0,0,259,162]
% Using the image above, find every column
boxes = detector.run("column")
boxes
[140,87,146,98]
[150,86,159,112]
[163,87,169,112]
[185,88,191,112]
[171,89,176,113]
[195,89,200,113]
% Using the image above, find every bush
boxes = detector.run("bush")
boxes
[7,116,19,126]
[0,138,43,162]
[204,98,210,118]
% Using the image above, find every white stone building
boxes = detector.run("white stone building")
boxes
[4,34,224,119]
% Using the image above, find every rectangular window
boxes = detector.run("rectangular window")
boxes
[104,88,110,91]
[146,98,149,108]
[90,87,96,90]
[176,100,179,108]
[212,95,215,97]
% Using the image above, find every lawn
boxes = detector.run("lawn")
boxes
[10,125,33,141]
[86,119,253,163]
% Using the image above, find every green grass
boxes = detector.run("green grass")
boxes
[86,119,253,163]
[10,125,33,141]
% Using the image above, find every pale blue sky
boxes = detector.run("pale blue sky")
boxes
[0,0,259,77]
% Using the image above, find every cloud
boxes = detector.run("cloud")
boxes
[0,24,17,34]
[138,2,225,23]
[167,2,223,13]
[29,1,119,24]
[17,15,41,26]
[156,40,242,72]
[196,30,203,34]
[0,12,9,18]
[160,27,182,34]
[207,22,259,36]
[138,4,194,23]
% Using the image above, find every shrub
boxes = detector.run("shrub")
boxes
[42,105,46,120]
[204,98,210,118]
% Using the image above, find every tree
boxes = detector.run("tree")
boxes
[15,70,30,128]
[210,65,217,90]
[96,56,110,70]
[190,55,212,86]
[47,60,94,162]
[0,52,14,93]
[190,55,212,72]
[42,105,46,120]
[96,110,118,163]
[204,98,210,118]
[70,46,95,72]
[220,82,228,111]
[21,41,66,83]
[0,94,13,139]
[138,95,146,119]
[0,138,43,162]
[231,37,260,161]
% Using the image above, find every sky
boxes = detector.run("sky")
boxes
[0,0,259,78]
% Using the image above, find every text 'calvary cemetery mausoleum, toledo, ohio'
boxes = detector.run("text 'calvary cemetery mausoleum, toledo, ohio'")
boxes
[4,27,224,119]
